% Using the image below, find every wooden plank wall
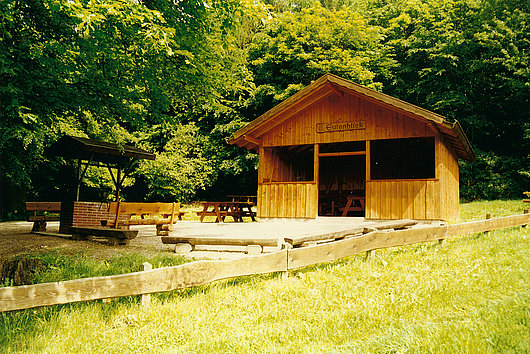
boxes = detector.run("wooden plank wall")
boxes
[365,139,459,221]
[258,182,318,218]
[261,93,436,147]
[365,179,440,220]
[257,89,460,221]
[437,138,460,221]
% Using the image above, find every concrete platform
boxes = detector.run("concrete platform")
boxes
[8,218,444,260]
[165,217,444,255]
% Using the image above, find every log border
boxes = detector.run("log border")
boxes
[1,212,528,312]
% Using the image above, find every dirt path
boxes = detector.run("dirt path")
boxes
[0,221,175,260]
[0,221,254,261]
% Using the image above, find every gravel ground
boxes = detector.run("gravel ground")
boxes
[0,221,178,260]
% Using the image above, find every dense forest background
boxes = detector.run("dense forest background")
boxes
[1,0,528,219]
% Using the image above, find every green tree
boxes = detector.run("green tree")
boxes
[370,0,529,199]
[242,2,394,120]
[0,0,255,215]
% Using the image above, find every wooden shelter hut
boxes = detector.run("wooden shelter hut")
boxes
[229,74,475,221]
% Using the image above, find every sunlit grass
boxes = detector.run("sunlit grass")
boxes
[1,200,529,352]
[458,199,527,222]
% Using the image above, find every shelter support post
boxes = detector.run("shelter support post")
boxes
[76,158,81,201]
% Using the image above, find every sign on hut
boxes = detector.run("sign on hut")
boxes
[229,74,475,221]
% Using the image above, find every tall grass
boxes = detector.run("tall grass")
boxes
[1,200,529,352]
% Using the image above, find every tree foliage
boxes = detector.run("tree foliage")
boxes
[369,0,530,199]
[245,2,393,116]
[1,0,528,217]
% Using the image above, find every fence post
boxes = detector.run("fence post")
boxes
[279,238,291,279]
[365,249,375,261]
[485,213,492,235]
[140,262,152,306]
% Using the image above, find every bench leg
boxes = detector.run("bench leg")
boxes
[108,237,120,246]
[72,233,90,241]
[156,224,170,236]
[174,243,194,254]
[246,245,263,255]
[32,221,47,232]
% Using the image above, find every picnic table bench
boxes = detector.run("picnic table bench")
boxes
[197,201,256,223]
[26,202,61,232]
[524,192,530,203]
[227,195,257,204]
[104,202,180,236]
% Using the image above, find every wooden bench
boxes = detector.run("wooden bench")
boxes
[70,227,139,246]
[105,202,180,236]
[524,192,530,203]
[26,202,61,232]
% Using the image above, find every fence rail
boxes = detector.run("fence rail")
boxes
[1,212,528,312]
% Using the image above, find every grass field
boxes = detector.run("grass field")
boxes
[1,200,529,352]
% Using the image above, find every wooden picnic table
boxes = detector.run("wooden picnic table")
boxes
[197,201,256,223]
[341,195,366,217]
[524,191,530,203]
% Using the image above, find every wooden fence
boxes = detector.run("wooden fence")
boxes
[1,212,528,312]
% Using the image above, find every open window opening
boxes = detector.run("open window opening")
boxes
[261,145,314,183]
[370,137,435,180]
[319,141,365,154]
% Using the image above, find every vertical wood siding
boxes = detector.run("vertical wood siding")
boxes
[261,93,436,147]
[437,137,460,221]
[256,89,460,221]
[365,179,439,220]
[258,182,318,218]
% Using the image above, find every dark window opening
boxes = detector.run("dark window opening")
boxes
[264,145,314,182]
[319,141,365,153]
[370,137,435,180]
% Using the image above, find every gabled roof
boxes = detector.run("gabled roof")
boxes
[49,135,155,164]
[229,73,475,161]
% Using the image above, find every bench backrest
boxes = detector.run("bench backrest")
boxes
[26,202,61,212]
[108,202,180,216]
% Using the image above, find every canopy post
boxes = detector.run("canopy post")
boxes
[75,158,82,201]
[116,166,122,202]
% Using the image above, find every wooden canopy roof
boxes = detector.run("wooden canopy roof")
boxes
[49,135,155,201]
[229,74,475,161]
[49,135,155,164]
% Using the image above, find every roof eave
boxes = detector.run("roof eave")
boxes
[450,120,476,162]
[229,74,476,162]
